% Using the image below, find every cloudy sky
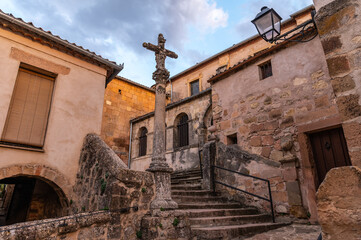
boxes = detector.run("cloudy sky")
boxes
[0,0,313,87]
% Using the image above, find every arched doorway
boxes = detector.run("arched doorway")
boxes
[0,175,67,226]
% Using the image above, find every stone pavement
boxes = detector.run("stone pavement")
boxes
[242,223,321,240]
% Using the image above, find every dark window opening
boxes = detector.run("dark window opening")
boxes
[227,133,238,145]
[259,60,272,80]
[190,80,199,96]
[139,127,148,157]
[177,114,189,147]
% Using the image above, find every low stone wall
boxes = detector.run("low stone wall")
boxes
[0,211,113,239]
[70,133,155,239]
[317,166,361,240]
[212,143,306,218]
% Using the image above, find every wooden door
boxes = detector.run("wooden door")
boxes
[309,127,351,188]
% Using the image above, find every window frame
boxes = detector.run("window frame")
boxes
[138,127,148,157]
[0,63,56,150]
[259,60,273,80]
[189,79,200,96]
[177,114,189,148]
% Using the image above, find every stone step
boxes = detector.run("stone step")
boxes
[171,184,203,190]
[173,196,229,203]
[176,208,260,218]
[171,170,202,179]
[189,214,272,228]
[191,222,290,240]
[171,190,219,197]
[178,202,243,210]
[171,178,202,185]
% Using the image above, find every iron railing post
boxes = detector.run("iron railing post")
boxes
[211,165,215,193]
[267,180,275,223]
[211,165,275,223]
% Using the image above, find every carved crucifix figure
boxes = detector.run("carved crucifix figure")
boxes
[143,33,178,82]
[143,33,178,210]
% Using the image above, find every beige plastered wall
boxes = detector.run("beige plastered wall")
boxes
[0,28,107,186]
[167,11,313,102]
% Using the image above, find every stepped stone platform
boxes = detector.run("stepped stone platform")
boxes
[171,169,290,239]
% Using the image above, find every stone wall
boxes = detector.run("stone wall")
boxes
[130,90,211,172]
[101,77,155,165]
[314,0,361,168]
[0,211,114,239]
[0,133,157,239]
[213,143,304,217]
[210,36,334,220]
[70,133,155,239]
[317,166,361,240]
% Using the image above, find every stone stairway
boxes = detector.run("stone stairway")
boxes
[171,169,289,239]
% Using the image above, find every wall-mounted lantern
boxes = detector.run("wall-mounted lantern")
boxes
[252,6,318,44]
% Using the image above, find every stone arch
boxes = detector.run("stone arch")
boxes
[0,164,71,209]
[202,103,213,128]
[199,103,213,146]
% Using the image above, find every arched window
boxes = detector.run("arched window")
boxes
[177,114,189,147]
[139,127,148,157]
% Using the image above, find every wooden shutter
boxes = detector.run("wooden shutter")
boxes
[2,68,55,147]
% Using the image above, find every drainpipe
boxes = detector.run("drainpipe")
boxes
[170,78,173,102]
[128,121,133,168]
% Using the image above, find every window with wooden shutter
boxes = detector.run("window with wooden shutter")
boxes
[1,65,55,148]
[190,80,199,96]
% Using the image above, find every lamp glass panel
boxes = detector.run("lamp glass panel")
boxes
[254,11,273,35]
[272,13,281,34]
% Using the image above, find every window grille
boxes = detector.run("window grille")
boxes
[259,60,272,79]
[139,128,147,156]
[177,115,189,147]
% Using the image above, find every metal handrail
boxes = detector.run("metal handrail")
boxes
[211,165,275,223]
[198,148,203,179]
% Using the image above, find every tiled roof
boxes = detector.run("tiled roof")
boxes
[0,9,123,83]
[115,76,155,92]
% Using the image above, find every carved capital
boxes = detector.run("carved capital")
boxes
[152,68,170,83]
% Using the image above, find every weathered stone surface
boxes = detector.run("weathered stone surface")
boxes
[286,181,302,205]
[141,211,191,240]
[326,56,350,76]
[336,94,361,120]
[245,223,321,240]
[280,135,293,151]
[331,75,355,94]
[317,166,361,240]
[321,36,342,54]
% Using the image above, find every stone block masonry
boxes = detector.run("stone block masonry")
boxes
[71,133,155,239]
[0,134,192,239]
[315,0,361,168]
[210,30,335,220]
[317,166,361,240]
[101,77,155,165]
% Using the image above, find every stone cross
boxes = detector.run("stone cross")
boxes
[143,33,178,82]
[143,33,178,210]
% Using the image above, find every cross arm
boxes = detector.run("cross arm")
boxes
[143,42,159,52]
[165,49,178,59]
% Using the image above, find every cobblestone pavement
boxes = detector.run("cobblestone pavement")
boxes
[244,223,322,240]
